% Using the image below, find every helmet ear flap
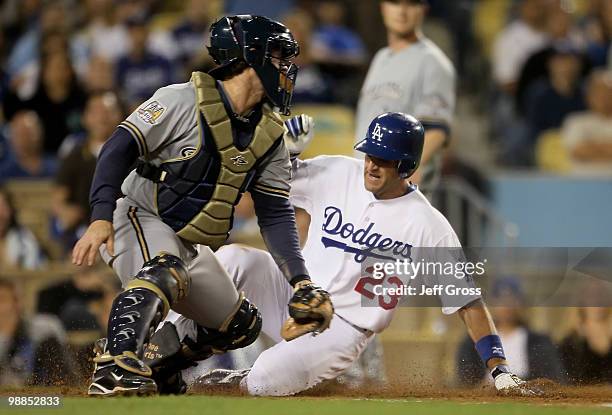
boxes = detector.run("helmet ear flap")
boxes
[398,159,418,179]
[398,160,409,179]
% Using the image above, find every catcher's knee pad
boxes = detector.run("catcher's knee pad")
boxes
[133,253,190,307]
[187,294,262,355]
[107,254,190,357]
[216,293,262,351]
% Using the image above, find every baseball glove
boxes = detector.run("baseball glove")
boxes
[281,280,334,341]
[283,114,314,160]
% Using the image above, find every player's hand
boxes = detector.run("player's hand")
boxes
[72,220,115,266]
[281,280,333,341]
[284,114,314,159]
[492,365,543,396]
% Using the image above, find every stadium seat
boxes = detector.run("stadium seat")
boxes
[535,129,571,173]
[290,104,357,159]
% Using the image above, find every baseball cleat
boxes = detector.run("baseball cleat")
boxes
[88,363,158,396]
[193,368,250,387]
[87,338,157,397]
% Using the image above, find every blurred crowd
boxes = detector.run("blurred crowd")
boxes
[489,0,612,171]
[456,278,612,387]
[0,0,611,388]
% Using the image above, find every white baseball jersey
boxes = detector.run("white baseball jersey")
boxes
[290,155,476,333]
[355,37,456,191]
[174,155,478,396]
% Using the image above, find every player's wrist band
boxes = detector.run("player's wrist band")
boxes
[475,334,506,364]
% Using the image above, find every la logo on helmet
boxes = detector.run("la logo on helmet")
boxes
[372,123,383,141]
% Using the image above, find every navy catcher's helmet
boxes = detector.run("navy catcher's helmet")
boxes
[207,15,299,115]
[354,112,425,179]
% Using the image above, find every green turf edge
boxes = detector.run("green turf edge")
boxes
[2,396,610,415]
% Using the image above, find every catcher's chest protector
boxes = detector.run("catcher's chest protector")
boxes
[156,72,285,250]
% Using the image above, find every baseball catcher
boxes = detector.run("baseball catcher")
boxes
[72,15,333,396]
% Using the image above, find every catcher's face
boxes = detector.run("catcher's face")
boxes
[363,155,405,199]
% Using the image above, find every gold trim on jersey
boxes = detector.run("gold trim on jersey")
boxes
[127,206,151,262]
[172,71,286,250]
[120,120,148,156]
[252,183,290,198]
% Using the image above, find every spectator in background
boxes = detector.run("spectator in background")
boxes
[515,1,587,117]
[491,0,554,166]
[492,0,550,95]
[497,1,592,166]
[356,0,455,193]
[0,187,44,270]
[224,0,295,21]
[83,55,115,94]
[116,13,175,109]
[282,10,334,104]
[17,49,86,154]
[559,307,612,384]
[311,0,367,66]
[456,278,565,386]
[583,0,612,68]
[1,0,42,48]
[71,0,129,74]
[524,43,586,155]
[52,92,123,251]
[0,111,56,182]
[171,0,214,77]
[0,278,74,386]
[6,0,71,100]
[562,69,612,174]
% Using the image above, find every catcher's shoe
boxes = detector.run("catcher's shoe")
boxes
[193,368,250,387]
[88,339,157,397]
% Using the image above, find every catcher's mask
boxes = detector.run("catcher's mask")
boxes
[207,15,300,116]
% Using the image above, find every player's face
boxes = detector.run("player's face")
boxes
[363,155,405,199]
[381,0,425,38]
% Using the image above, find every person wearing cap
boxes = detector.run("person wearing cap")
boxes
[355,0,455,194]
[189,113,542,397]
[115,13,176,110]
[352,0,456,386]
[72,15,332,396]
[524,42,586,154]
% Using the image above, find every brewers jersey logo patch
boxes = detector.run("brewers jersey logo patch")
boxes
[137,101,166,125]
[180,146,197,157]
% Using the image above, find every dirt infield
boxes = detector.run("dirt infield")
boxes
[187,379,612,406]
[2,381,610,406]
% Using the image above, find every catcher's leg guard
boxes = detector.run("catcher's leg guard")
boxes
[89,254,189,396]
[108,253,190,357]
[142,294,261,394]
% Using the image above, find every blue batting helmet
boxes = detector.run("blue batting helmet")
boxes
[354,112,425,178]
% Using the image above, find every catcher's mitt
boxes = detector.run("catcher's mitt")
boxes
[281,280,334,341]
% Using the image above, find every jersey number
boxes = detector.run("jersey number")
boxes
[354,266,403,310]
